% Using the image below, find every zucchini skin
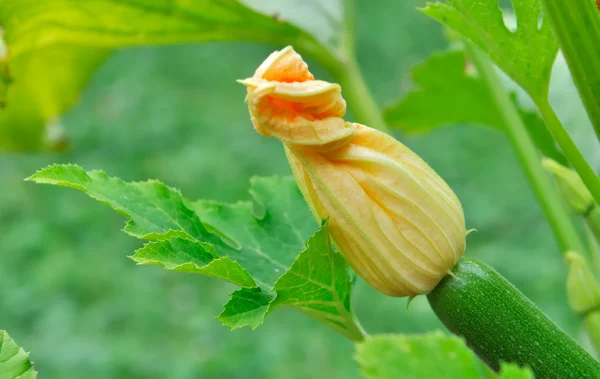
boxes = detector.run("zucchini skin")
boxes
[427,257,600,378]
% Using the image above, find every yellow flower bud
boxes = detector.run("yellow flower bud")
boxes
[239,46,467,297]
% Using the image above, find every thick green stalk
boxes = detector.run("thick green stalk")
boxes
[468,44,586,255]
[536,100,600,208]
[541,0,600,142]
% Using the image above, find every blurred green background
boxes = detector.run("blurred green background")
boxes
[1,0,596,377]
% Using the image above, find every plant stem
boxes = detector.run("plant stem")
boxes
[334,59,390,133]
[296,42,388,134]
[585,312,600,357]
[467,44,586,255]
[536,100,600,207]
[585,207,600,275]
[587,206,600,252]
[311,0,389,134]
[341,0,357,59]
[338,308,368,342]
[541,0,600,143]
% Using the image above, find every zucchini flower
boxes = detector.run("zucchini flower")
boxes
[239,46,466,297]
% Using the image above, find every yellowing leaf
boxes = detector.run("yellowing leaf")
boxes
[0,1,321,60]
[0,46,108,151]
[0,0,334,151]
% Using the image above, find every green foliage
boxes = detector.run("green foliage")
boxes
[355,332,533,379]
[0,330,36,379]
[269,223,359,339]
[0,46,108,151]
[498,364,534,379]
[384,50,566,165]
[1,0,590,376]
[420,0,600,213]
[28,165,361,337]
[132,238,256,287]
[385,51,499,133]
[540,0,600,142]
[421,0,558,101]
[0,0,332,151]
[0,0,322,58]
[356,333,480,379]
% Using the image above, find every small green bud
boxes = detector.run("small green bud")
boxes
[542,158,594,214]
[566,251,600,315]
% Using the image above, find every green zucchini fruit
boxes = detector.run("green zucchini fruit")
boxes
[427,257,600,378]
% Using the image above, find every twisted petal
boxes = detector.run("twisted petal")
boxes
[239,46,354,152]
[253,46,314,82]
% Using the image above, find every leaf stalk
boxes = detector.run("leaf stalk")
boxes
[467,43,586,255]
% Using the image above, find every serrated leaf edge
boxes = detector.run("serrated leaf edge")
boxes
[131,240,257,288]
[0,330,37,378]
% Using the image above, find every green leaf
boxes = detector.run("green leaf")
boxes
[27,164,211,241]
[189,176,319,288]
[0,1,323,59]
[269,221,360,339]
[28,165,360,338]
[385,51,499,133]
[421,0,558,101]
[356,332,481,379]
[356,332,534,379]
[0,46,109,151]
[220,222,360,340]
[0,330,37,379]
[384,50,567,165]
[27,166,317,286]
[132,238,257,288]
[498,363,534,379]
[0,0,334,151]
[540,0,600,142]
[218,287,276,330]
